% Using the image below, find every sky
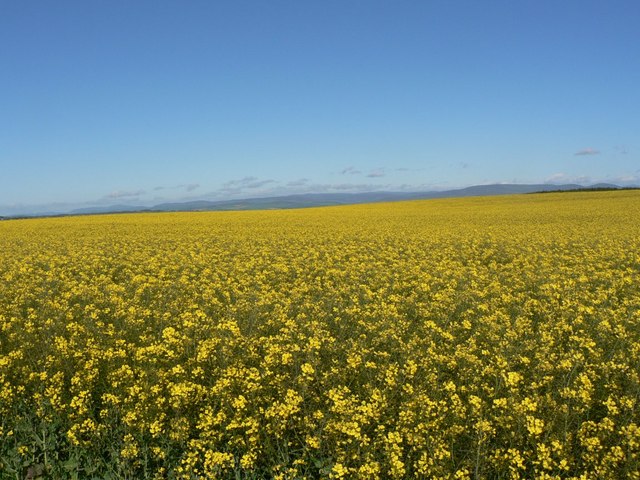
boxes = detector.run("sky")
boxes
[1,0,639,215]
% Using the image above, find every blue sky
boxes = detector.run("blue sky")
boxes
[1,1,638,215]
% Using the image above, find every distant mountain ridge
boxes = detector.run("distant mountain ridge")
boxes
[69,183,629,215]
[2,183,633,219]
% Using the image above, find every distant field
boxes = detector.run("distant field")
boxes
[1,191,639,479]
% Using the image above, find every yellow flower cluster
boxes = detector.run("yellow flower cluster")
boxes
[1,191,639,478]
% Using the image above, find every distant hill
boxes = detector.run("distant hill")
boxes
[64,183,635,215]
[589,183,621,189]
[531,183,627,193]
[6,183,637,219]
[145,183,612,212]
[70,204,147,215]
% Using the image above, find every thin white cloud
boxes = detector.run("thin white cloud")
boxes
[154,183,200,192]
[222,176,258,188]
[215,177,278,196]
[395,167,427,173]
[246,179,276,189]
[286,178,309,187]
[106,189,145,199]
[615,175,638,183]
[574,147,600,156]
[545,173,591,184]
[341,166,361,175]
[604,174,640,185]
[327,183,390,192]
[366,168,385,178]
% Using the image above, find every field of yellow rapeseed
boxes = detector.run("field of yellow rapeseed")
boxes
[1,191,639,479]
